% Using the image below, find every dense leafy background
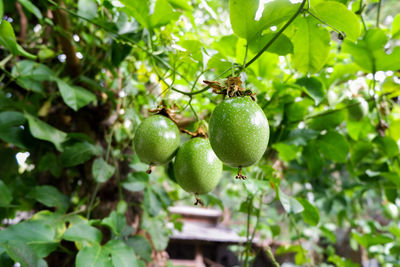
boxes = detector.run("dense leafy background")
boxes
[0,0,400,266]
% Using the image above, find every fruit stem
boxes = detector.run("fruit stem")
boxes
[236,167,247,180]
[194,194,204,206]
[146,164,154,174]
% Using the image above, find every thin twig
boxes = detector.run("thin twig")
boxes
[376,0,382,28]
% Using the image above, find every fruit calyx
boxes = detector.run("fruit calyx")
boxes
[235,167,247,180]
[204,77,256,100]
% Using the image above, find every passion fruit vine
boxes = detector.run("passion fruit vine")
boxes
[209,96,269,178]
[134,115,180,171]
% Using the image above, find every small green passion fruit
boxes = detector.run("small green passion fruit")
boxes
[134,115,180,166]
[347,97,368,121]
[174,138,222,195]
[209,96,269,168]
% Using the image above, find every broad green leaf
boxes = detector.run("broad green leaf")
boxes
[342,28,400,72]
[317,131,349,163]
[0,21,36,59]
[63,223,102,245]
[249,33,293,56]
[92,158,115,183]
[78,0,97,20]
[1,240,47,267]
[18,0,43,20]
[303,142,324,178]
[12,60,55,93]
[0,180,12,206]
[350,141,373,164]
[248,52,279,79]
[101,211,127,236]
[229,0,259,40]
[120,0,150,28]
[298,198,320,226]
[392,13,400,39]
[212,35,238,58]
[0,111,29,148]
[28,186,69,212]
[126,235,152,262]
[0,148,18,176]
[312,1,361,42]
[61,141,102,167]
[0,0,3,19]
[374,136,399,158]
[291,16,331,73]
[278,188,304,214]
[285,128,319,146]
[141,213,170,251]
[295,77,325,105]
[122,172,149,192]
[230,0,299,41]
[144,188,162,217]
[0,221,58,257]
[272,143,301,162]
[37,152,62,177]
[76,244,112,267]
[308,109,346,130]
[150,0,180,29]
[104,240,138,267]
[25,113,68,152]
[168,0,192,11]
[56,80,96,111]
[286,99,313,122]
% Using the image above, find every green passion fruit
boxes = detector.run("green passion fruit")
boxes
[347,97,368,121]
[134,115,180,165]
[174,138,222,195]
[209,96,269,168]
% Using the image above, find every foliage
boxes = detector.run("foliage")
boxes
[0,0,400,266]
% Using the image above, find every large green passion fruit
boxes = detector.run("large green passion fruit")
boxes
[209,96,269,168]
[134,115,180,165]
[174,138,222,194]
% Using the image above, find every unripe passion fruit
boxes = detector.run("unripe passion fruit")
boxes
[347,97,368,121]
[134,115,180,165]
[209,96,269,167]
[174,138,222,194]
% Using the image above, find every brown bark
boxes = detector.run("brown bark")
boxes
[15,2,27,41]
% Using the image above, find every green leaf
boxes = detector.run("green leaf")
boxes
[285,128,319,146]
[120,0,150,28]
[1,240,47,267]
[298,198,320,226]
[126,235,152,262]
[143,188,162,217]
[168,0,192,11]
[317,131,349,163]
[76,244,112,267]
[303,141,324,178]
[291,16,331,73]
[278,188,304,214]
[272,143,301,162]
[101,211,127,236]
[37,152,62,177]
[28,186,69,212]
[150,0,180,29]
[392,13,400,39]
[0,21,36,59]
[141,213,170,251]
[308,109,346,130]
[374,136,399,158]
[61,141,102,167]
[249,33,293,55]
[350,141,373,164]
[0,0,3,20]
[295,77,325,105]
[25,113,68,152]
[56,80,97,111]
[104,240,138,267]
[342,28,400,72]
[92,158,115,183]
[229,0,259,40]
[78,0,97,20]
[12,60,55,93]
[0,221,58,257]
[18,0,43,20]
[63,223,102,245]
[0,111,29,149]
[122,172,148,192]
[0,181,12,206]
[311,1,361,42]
